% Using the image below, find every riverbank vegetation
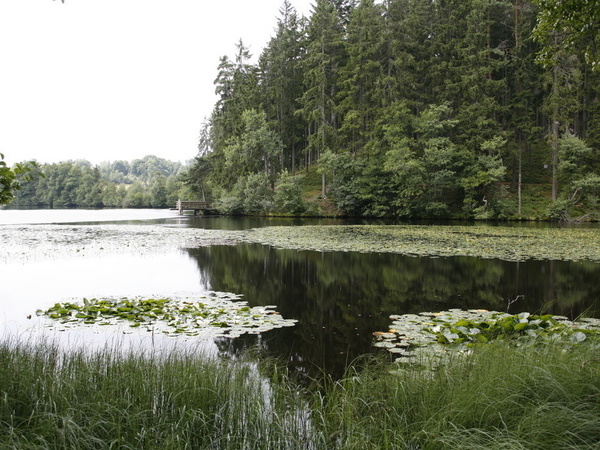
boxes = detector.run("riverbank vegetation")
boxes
[1,337,598,449]
[4,1,600,221]
[183,0,600,221]
[8,155,193,209]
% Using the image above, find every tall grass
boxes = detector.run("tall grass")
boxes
[0,338,313,449]
[316,343,600,449]
[0,338,598,449]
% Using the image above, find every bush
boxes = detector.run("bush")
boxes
[546,198,571,221]
[274,171,306,215]
[215,181,245,215]
[243,172,273,214]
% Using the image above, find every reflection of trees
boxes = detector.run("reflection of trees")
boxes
[186,245,600,378]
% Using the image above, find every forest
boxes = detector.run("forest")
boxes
[185,0,600,220]
[10,155,192,209]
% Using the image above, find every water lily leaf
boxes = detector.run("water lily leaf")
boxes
[373,341,396,348]
[514,322,528,331]
[443,332,459,342]
[36,294,296,337]
[373,309,600,362]
[233,225,600,263]
[571,331,587,343]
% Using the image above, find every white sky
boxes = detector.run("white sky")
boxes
[0,0,314,166]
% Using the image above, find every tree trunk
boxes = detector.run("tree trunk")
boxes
[518,142,522,216]
[551,115,559,202]
[551,36,560,202]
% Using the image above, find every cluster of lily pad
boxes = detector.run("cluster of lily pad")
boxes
[36,293,296,338]
[0,224,241,263]
[373,309,600,363]
[6,223,600,264]
[237,225,600,262]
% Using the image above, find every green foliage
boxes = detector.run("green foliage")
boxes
[259,1,307,173]
[0,154,19,205]
[320,340,600,448]
[0,154,39,206]
[185,0,600,220]
[298,0,345,159]
[533,0,600,70]
[0,340,312,449]
[428,312,598,345]
[336,0,386,154]
[318,150,364,214]
[220,109,283,189]
[274,171,307,215]
[37,295,296,337]
[214,181,245,215]
[122,181,148,208]
[213,172,274,215]
[1,338,599,448]
[374,308,600,381]
[11,156,188,209]
[243,172,274,214]
[558,134,600,204]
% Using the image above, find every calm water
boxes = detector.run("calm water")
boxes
[1,209,599,377]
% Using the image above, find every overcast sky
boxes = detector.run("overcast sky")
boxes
[0,0,314,166]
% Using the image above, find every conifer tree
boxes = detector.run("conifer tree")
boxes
[299,0,345,166]
[337,0,386,154]
[259,1,307,173]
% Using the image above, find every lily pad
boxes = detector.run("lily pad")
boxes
[373,309,600,363]
[234,225,600,262]
[36,293,297,338]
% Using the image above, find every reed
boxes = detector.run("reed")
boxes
[0,337,598,449]
[317,342,600,449]
[0,337,312,449]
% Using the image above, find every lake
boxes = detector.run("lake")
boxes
[1,209,599,378]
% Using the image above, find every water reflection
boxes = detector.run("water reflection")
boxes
[186,244,600,378]
[3,210,600,377]
[179,215,378,230]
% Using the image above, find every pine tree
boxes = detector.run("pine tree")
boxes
[337,0,386,154]
[299,0,346,166]
[258,1,307,173]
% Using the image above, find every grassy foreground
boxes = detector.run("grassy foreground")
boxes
[0,339,599,449]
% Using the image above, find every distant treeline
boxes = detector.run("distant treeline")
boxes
[12,155,193,208]
[185,0,600,220]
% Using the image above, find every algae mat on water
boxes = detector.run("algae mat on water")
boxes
[237,225,600,262]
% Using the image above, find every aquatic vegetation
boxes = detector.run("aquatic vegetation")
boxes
[0,223,241,263]
[36,293,296,338]
[0,339,314,449]
[2,337,598,449]
[374,309,600,362]
[5,222,600,264]
[319,339,600,449]
[237,224,600,262]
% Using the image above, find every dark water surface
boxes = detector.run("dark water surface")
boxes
[185,243,600,377]
[1,209,599,378]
